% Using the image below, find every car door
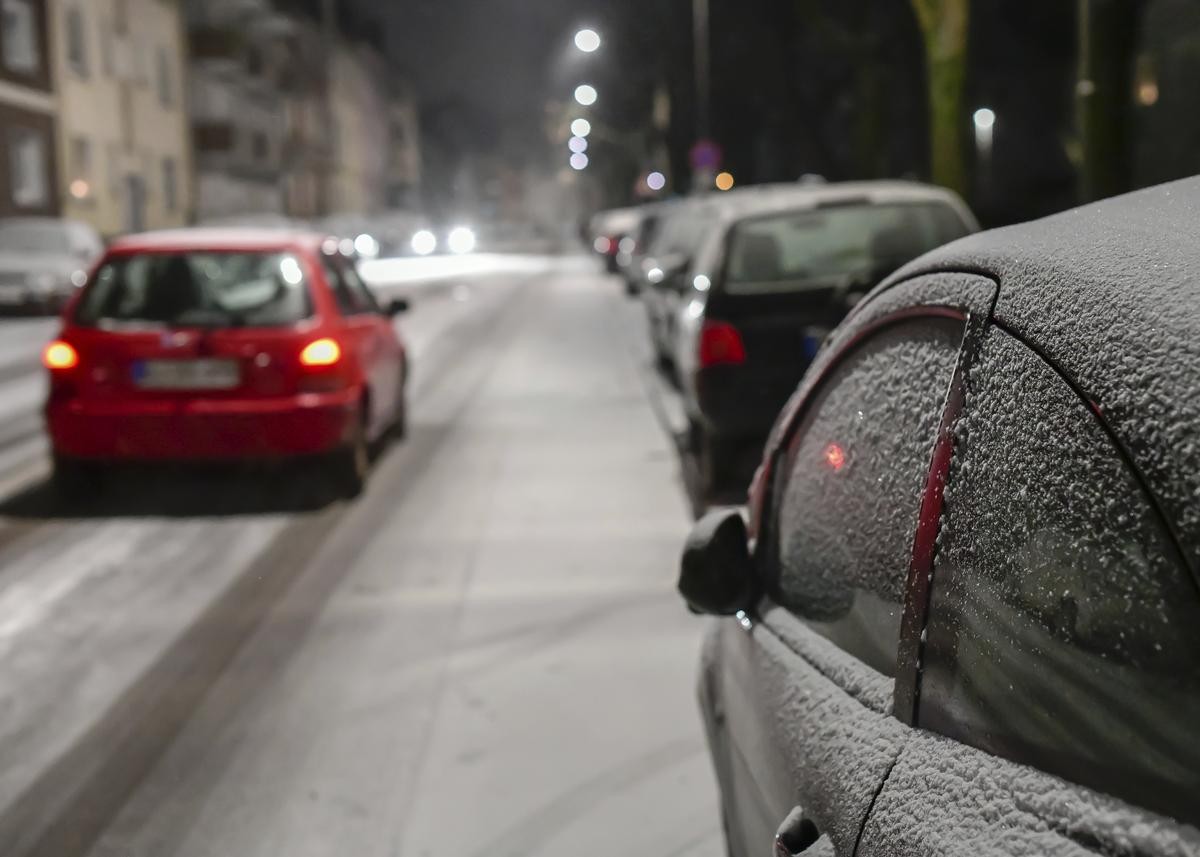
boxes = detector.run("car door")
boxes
[857,327,1200,855]
[321,254,399,438]
[710,313,968,857]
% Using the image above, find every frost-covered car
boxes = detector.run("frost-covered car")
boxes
[678,178,1200,857]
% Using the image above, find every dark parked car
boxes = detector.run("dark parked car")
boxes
[666,182,975,498]
[679,178,1200,857]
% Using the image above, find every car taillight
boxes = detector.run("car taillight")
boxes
[43,340,79,370]
[698,320,746,368]
[300,337,341,367]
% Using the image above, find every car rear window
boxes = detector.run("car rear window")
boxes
[76,251,313,328]
[723,202,969,295]
[919,330,1200,826]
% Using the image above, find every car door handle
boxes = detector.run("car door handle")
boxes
[774,807,820,856]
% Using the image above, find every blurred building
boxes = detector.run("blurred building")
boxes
[0,0,59,218]
[54,0,193,235]
[185,0,289,221]
[326,37,388,215]
[183,0,419,223]
[385,80,421,210]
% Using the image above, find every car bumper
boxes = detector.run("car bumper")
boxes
[694,364,808,439]
[47,390,359,461]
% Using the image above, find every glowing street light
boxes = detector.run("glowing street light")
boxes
[715,171,735,191]
[570,118,591,138]
[574,28,601,53]
[574,84,597,106]
[646,171,666,191]
[570,152,589,170]
[568,136,588,154]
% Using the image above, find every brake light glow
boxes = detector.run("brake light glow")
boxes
[43,341,79,370]
[824,443,846,471]
[698,320,746,368]
[300,338,341,367]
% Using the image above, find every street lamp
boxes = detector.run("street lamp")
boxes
[570,152,589,170]
[570,118,591,138]
[574,28,601,53]
[646,171,666,191]
[574,84,597,106]
[568,136,588,154]
[973,107,996,200]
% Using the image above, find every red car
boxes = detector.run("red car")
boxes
[43,229,409,498]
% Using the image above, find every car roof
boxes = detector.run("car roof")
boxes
[715,180,975,223]
[886,175,1200,573]
[107,228,330,254]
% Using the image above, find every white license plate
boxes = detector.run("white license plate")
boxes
[133,359,240,390]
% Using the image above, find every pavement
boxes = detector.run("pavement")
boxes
[0,256,725,857]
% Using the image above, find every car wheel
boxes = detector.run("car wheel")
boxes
[51,455,103,504]
[328,409,370,498]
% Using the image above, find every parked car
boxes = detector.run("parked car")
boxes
[664,182,976,498]
[678,178,1200,857]
[0,217,104,314]
[618,201,676,296]
[589,206,641,273]
[43,228,409,498]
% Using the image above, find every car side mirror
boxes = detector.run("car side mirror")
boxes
[386,297,410,316]
[678,509,760,615]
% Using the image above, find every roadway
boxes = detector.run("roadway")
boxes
[0,255,724,857]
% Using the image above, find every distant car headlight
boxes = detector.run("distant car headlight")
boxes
[70,270,88,288]
[411,229,437,256]
[447,226,476,255]
[354,233,380,258]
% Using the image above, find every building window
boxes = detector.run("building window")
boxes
[65,6,87,76]
[1,0,40,75]
[69,136,92,200]
[99,15,113,75]
[162,157,177,212]
[9,127,48,208]
[156,46,171,106]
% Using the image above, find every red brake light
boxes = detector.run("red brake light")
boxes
[698,320,746,368]
[43,341,79,370]
[300,338,341,367]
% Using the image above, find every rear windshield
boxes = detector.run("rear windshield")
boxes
[76,251,313,328]
[723,202,969,294]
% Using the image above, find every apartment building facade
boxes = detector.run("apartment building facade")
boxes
[53,0,193,235]
[0,0,58,218]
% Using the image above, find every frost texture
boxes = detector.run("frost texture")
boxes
[775,321,960,640]
[857,729,1200,857]
[922,331,1200,826]
[892,176,1200,573]
[752,624,907,857]
[767,273,993,459]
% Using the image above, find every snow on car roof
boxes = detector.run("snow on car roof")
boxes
[107,228,330,254]
[889,175,1200,574]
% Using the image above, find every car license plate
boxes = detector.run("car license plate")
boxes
[133,359,240,390]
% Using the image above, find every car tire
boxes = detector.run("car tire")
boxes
[51,455,103,504]
[328,409,370,498]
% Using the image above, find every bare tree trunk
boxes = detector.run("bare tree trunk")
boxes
[911,0,969,193]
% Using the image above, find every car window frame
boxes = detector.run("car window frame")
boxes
[750,303,985,708]
[320,253,377,318]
